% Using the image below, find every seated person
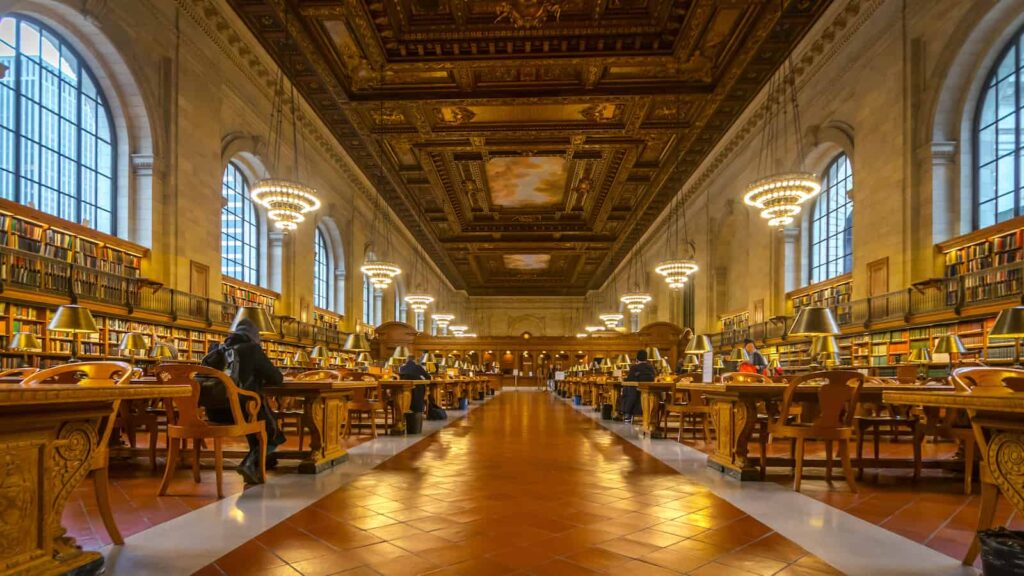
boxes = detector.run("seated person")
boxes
[398,355,431,413]
[622,349,656,423]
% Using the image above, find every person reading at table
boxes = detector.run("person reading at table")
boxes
[399,355,431,414]
[622,349,656,423]
[744,339,768,374]
[202,318,284,484]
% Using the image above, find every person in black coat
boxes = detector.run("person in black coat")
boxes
[398,355,432,413]
[202,318,284,484]
[621,349,656,422]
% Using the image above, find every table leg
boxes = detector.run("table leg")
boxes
[706,395,761,480]
[293,395,349,474]
[640,389,664,438]
[390,388,413,435]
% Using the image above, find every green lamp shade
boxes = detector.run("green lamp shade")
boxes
[789,306,840,337]
[991,307,1024,338]
[48,305,98,334]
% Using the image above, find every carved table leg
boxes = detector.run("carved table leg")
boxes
[640,388,664,439]
[290,395,349,474]
[706,395,761,480]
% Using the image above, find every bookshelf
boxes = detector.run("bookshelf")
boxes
[787,274,853,324]
[720,311,749,343]
[221,278,279,323]
[939,217,1024,306]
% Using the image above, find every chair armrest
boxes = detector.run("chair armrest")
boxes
[235,388,262,422]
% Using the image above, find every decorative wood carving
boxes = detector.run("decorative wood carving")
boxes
[988,432,1024,515]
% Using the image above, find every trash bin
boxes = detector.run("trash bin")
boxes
[601,403,613,420]
[458,397,469,410]
[979,528,1024,575]
[573,394,582,405]
[404,411,424,434]
[476,391,485,401]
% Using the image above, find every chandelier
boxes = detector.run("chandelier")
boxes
[255,14,320,233]
[584,325,603,333]
[743,174,820,227]
[655,259,699,289]
[251,180,321,231]
[433,313,454,330]
[598,313,623,329]
[361,260,401,290]
[744,59,819,228]
[404,294,434,313]
[620,292,652,314]
[449,325,469,337]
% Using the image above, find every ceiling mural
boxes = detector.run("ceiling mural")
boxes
[227,0,832,295]
[503,254,553,271]
[485,156,567,209]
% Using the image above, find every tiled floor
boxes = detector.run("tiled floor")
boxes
[64,432,373,549]
[199,391,840,576]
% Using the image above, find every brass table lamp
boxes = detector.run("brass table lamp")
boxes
[729,348,751,365]
[932,334,967,374]
[712,356,725,380]
[685,335,713,354]
[310,345,329,367]
[9,332,41,367]
[809,335,840,367]
[644,347,663,362]
[343,332,372,352]
[48,305,99,362]
[118,332,149,368]
[789,306,841,337]
[149,341,177,361]
[908,347,932,379]
[294,350,311,366]
[990,306,1024,367]
[355,352,372,370]
[230,306,277,335]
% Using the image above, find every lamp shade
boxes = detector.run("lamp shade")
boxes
[391,345,412,359]
[991,307,1024,338]
[809,335,839,355]
[343,333,372,352]
[9,332,41,351]
[294,350,311,364]
[118,332,149,353]
[230,306,276,335]
[355,352,372,365]
[685,335,713,354]
[48,305,98,334]
[729,348,751,363]
[419,352,432,364]
[933,334,967,355]
[310,345,329,360]
[149,341,177,360]
[767,358,781,370]
[788,306,840,337]
[713,356,725,369]
[908,348,932,363]
[644,347,663,362]
[683,354,698,369]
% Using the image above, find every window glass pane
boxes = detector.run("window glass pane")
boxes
[221,162,259,285]
[810,153,853,284]
[1,17,114,233]
[314,227,330,310]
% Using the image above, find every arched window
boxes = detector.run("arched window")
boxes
[362,275,379,326]
[975,34,1024,228]
[393,282,406,323]
[313,227,330,309]
[221,162,259,285]
[809,153,853,284]
[0,16,115,233]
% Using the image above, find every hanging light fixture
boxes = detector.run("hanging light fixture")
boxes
[433,313,454,330]
[251,11,320,231]
[449,325,469,337]
[361,65,402,290]
[403,244,434,324]
[743,59,820,228]
[620,244,652,319]
[654,103,698,290]
[404,294,434,313]
[584,325,603,333]
[599,313,623,329]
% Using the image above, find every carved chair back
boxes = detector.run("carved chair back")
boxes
[294,369,342,382]
[722,372,773,384]
[153,364,260,430]
[779,370,865,430]
[0,367,38,379]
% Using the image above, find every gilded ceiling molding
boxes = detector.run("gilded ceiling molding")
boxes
[610,0,885,286]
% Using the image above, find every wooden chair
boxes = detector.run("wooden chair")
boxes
[155,364,266,498]
[767,370,865,492]
[344,376,386,438]
[951,367,1024,564]
[663,377,711,443]
[22,362,133,545]
[0,367,38,379]
[855,377,924,481]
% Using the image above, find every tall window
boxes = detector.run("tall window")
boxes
[313,227,330,309]
[394,283,406,323]
[976,34,1024,228]
[221,162,259,284]
[0,16,115,233]
[362,275,380,326]
[810,153,853,284]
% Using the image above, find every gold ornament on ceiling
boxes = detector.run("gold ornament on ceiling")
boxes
[494,0,563,29]
[435,106,476,125]
[579,103,624,123]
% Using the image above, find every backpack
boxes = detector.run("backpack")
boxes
[197,345,232,411]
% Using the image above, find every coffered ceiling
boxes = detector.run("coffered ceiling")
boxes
[227,0,831,296]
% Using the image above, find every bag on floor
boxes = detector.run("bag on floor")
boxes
[427,404,447,420]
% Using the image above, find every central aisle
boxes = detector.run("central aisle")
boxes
[200,391,839,576]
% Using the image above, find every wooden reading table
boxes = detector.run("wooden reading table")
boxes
[0,381,190,576]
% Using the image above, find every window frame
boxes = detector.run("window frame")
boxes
[0,14,117,234]
[973,31,1023,229]
[313,226,330,310]
[220,161,260,285]
[809,153,854,285]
